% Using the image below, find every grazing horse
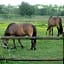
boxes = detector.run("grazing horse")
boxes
[46,16,63,36]
[3,23,37,50]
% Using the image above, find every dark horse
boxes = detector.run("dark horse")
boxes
[46,16,63,36]
[3,23,37,50]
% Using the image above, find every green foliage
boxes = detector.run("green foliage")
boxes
[19,2,35,16]
[1,3,64,18]
[61,10,64,16]
[0,4,19,18]
[39,8,48,15]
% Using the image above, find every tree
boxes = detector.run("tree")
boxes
[0,5,9,14]
[19,2,35,16]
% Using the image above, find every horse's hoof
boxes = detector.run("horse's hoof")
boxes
[7,47,9,49]
[3,47,9,49]
[13,47,17,49]
[30,48,33,50]
[34,48,36,50]
[21,46,24,48]
[57,35,59,36]
[30,47,36,50]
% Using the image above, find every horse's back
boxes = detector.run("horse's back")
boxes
[48,16,62,26]
[19,24,34,36]
[5,23,35,37]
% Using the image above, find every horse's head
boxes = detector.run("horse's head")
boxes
[2,38,8,49]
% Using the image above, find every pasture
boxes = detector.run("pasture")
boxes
[0,16,63,64]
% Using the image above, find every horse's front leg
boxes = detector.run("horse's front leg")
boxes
[49,29,51,36]
[52,27,53,36]
[18,39,24,48]
[13,39,16,49]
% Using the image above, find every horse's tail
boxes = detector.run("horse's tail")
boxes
[32,25,37,37]
[32,25,37,44]
[32,25,37,50]
[59,18,63,34]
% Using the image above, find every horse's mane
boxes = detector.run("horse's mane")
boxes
[4,23,16,36]
[7,23,15,29]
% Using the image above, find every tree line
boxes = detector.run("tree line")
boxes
[0,1,64,18]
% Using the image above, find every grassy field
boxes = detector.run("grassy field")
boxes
[0,16,63,64]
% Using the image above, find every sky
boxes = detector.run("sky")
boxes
[0,0,64,6]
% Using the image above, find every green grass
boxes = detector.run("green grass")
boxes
[0,16,63,64]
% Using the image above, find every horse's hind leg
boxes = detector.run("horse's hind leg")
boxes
[30,39,36,50]
[33,39,36,50]
[46,26,51,36]
[57,27,60,36]
[18,39,24,48]
[30,40,34,50]
[46,26,50,35]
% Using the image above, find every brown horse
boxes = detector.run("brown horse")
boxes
[46,16,63,36]
[3,23,37,50]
